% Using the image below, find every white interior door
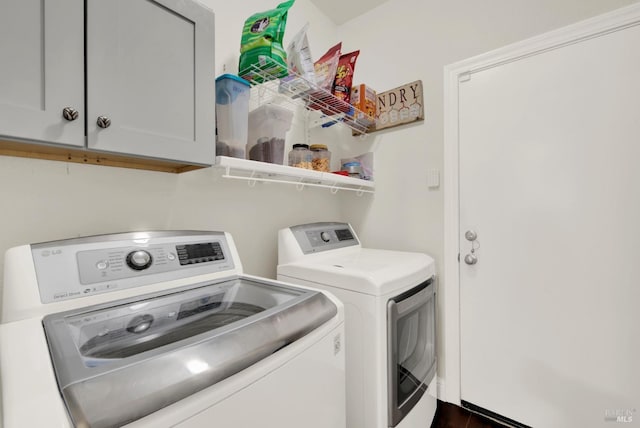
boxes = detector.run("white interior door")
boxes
[458,21,640,428]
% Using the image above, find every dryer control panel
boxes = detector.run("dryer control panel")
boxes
[32,231,236,304]
[289,222,359,254]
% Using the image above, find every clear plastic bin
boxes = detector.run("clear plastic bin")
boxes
[215,74,250,159]
[247,104,293,165]
[249,137,286,165]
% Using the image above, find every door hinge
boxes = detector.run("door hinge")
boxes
[457,253,460,262]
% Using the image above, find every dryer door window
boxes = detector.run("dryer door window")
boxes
[387,277,436,427]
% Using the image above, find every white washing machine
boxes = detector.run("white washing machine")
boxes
[0,231,345,428]
[278,222,437,428]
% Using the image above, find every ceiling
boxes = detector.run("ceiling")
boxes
[309,0,391,25]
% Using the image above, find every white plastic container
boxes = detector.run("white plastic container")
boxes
[247,104,294,165]
[216,74,251,158]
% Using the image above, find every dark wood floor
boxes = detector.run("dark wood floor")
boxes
[431,400,508,428]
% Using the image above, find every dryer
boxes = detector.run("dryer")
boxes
[277,222,437,428]
[0,231,345,428]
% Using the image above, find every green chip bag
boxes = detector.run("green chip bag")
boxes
[239,0,295,82]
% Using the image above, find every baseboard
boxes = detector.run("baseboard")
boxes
[428,376,445,400]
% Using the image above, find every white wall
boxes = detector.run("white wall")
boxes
[333,0,640,399]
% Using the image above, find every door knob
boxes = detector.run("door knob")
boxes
[97,116,111,129]
[464,230,480,265]
[62,107,79,121]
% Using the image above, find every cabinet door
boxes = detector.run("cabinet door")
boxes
[86,0,215,165]
[0,0,84,147]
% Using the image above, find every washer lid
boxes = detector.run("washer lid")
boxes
[43,276,337,428]
[278,248,435,296]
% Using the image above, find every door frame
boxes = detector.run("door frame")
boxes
[441,3,640,405]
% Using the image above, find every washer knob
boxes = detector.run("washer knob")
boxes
[126,250,152,270]
[320,232,331,242]
[126,314,154,334]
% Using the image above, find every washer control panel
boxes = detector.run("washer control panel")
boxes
[290,222,359,254]
[32,231,235,304]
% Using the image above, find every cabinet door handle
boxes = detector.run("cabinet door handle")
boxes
[97,116,112,129]
[62,107,79,121]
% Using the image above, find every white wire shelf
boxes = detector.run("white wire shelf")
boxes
[240,59,374,136]
[215,156,375,195]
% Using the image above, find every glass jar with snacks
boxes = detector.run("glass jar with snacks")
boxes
[310,144,331,172]
[288,144,313,169]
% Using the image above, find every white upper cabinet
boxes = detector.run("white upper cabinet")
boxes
[86,0,215,164]
[0,0,215,167]
[0,0,85,147]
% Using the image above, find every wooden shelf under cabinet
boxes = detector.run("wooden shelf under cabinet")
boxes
[0,139,206,174]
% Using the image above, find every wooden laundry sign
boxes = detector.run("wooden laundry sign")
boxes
[375,80,424,131]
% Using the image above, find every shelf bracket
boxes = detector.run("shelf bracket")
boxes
[330,183,340,194]
[305,109,311,146]
[356,187,365,196]
[248,170,257,187]
[296,178,306,192]
[258,84,268,101]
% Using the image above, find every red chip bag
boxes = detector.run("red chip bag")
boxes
[307,42,342,115]
[314,42,342,91]
[332,50,360,106]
